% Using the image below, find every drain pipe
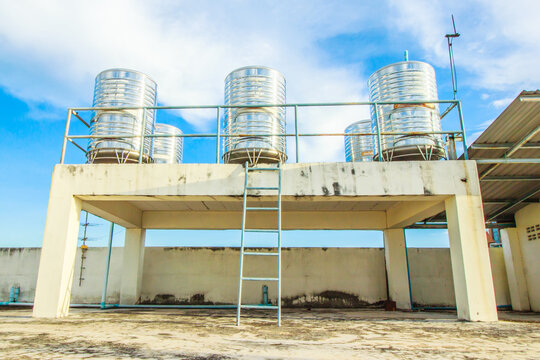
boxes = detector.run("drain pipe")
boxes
[100,222,114,309]
[404,231,512,311]
[403,231,414,310]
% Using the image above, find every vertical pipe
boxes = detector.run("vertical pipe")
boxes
[403,230,414,310]
[100,222,115,309]
[294,105,299,163]
[236,162,249,326]
[373,103,384,162]
[277,162,282,326]
[447,38,457,100]
[404,50,409,61]
[138,109,148,164]
[447,136,457,160]
[60,109,73,164]
[457,101,469,160]
[216,107,221,164]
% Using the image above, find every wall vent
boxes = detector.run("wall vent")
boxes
[526,224,540,241]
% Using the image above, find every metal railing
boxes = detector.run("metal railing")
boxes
[60,99,468,164]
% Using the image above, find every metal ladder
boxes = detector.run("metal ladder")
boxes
[236,162,282,326]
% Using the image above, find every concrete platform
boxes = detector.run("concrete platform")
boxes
[1,308,539,359]
[55,161,473,230]
[33,161,498,321]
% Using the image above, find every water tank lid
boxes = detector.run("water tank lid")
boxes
[225,65,285,83]
[368,61,435,82]
[345,119,371,131]
[155,123,183,134]
[95,68,157,87]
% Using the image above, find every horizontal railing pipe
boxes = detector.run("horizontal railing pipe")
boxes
[68,130,462,140]
[70,99,458,112]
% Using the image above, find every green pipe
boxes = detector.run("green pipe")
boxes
[100,222,114,309]
[70,99,459,112]
[403,231,414,310]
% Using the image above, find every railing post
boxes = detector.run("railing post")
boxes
[216,106,221,164]
[456,101,468,160]
[447,135,457,160]
[373,103,384,162]
[294,105,299,163]
[60,109,73,164]
[138,108,147,164]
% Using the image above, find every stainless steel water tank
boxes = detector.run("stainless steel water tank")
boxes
[87,69,157,164]
[344,119,373,162]
[223,66,286,164]
[368,61,445,161]
[152,123,183,164]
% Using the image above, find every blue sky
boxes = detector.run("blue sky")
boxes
[0,0,538,248]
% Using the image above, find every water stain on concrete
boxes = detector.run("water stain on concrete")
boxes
[282,291,381,308]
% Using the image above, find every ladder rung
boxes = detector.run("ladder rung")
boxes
[247,167,279,171]
[244,252,279,256]
[246,207,279,211]
[244,229,279,233]
[246,186,279,190]
[241,304,279,309]
[242,277,279,281]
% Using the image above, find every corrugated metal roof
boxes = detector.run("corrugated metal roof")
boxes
[465,90,540,223]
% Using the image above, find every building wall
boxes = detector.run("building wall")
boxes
[0,247,510,308]
[515,204,540,311]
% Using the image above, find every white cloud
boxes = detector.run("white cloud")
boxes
[491,97,514,109]
[388,0,540,93]
[0,0,375,161]
[0,0,537,161]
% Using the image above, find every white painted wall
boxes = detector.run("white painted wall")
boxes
[515,204,540,312]
[0,246,510,308]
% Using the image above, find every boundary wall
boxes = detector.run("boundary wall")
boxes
[1,247,510,307]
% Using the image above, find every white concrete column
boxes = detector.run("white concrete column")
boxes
[445,195,498,321]
[33,186,82,318]
[120,229,146,305]
[383,229,412,310]
[501,228,530,311]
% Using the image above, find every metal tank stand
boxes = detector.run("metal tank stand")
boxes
[236,162,283,326]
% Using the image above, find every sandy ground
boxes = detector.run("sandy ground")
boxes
[1,308,540,359]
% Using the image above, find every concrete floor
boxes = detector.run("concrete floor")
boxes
[1,308,539,359]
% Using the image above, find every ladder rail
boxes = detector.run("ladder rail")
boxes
[277,162,282,326]
[237,162,282,327]
[236,162,249,326]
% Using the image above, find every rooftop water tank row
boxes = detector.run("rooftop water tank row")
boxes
[87,60,446,165]
[345,60,446,162]
[367,61,445,161]
[223,66,287,164]
[344,120,373,162]
[87,69,183,164]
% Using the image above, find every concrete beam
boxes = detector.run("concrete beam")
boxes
[383,229,412,309]
[445,195,498,321]
[120,229,146,305]
[82,200,142,229]
[500,228,530,311]
[56,161,479,198]
[386,200,446,229]
[142,210,387,230]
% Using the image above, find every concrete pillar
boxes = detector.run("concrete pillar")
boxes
[501,228,531,311]
[33,191,82,318]
[445,195,498,321]
[383,229,412,310]
[120,229,146,305]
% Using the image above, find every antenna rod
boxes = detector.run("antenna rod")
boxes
[404,50,409,61]
[445,15,460,100]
